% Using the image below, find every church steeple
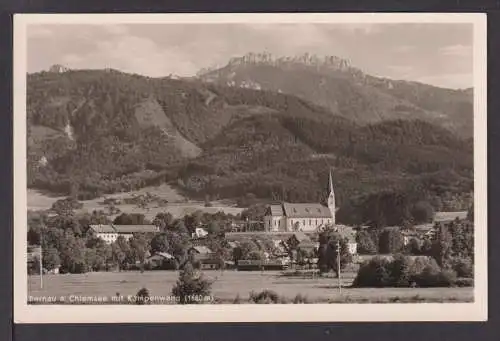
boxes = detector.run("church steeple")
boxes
[327,168,336,225]
[329,169,334,193]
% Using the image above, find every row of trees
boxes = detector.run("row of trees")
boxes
[355,217,474,260]
[353,255,467,288]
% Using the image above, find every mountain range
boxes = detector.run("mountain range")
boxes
[198,52,473,138]
[26,53,474,212]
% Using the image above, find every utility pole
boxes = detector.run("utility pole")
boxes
[39,229,43,289]
[337,240,341,295]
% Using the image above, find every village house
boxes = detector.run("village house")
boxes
[192,227,209,239]
[89,224,160,244]
[188,245,213,262]
[187,245,234,270]
[145,252,175,269]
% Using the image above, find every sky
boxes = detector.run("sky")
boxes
[27,23,473,89]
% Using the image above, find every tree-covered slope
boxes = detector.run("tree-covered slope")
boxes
[27,68,473,212]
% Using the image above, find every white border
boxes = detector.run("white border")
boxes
[13,13,488,323]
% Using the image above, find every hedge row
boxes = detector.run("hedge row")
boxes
[352,255,473,288]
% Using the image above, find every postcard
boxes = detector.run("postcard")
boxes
[13,12,487,323]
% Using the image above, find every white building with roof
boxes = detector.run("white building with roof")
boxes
[264,171,336,232]
[89,224,160,244]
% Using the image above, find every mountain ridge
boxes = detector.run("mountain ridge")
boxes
[197,52,473,137]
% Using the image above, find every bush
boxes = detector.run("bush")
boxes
[408,256,437,275]
[249,290,280,304]
[353,255,458,288]
[451,257,474,278]
[293,293,310,304]
[135,287,150,305]
[413,264,457,288]
[233,294,242,304]
[454,278,474,287]
[388,254,412,287]
[352,257,392,287]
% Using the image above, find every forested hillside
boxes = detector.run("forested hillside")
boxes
[27,68,473,212]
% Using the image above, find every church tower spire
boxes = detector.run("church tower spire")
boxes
[327,168,336,225]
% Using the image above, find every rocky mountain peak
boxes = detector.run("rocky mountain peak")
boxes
[196,52,362,79]
[224,52,356,72]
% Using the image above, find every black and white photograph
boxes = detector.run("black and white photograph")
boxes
[13,13,487,323]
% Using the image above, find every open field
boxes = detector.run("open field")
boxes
[27,271,473,304]
[27,186,245,220]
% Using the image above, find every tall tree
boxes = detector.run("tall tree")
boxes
[153,212,174,231]
[317,229,352,277]
[378,228,404,254]
[171,262,212,304]
[355,230,378,254]
[42,247,61,271]
[431,223,453,267]
[411,200,435,224]
[129,233,149,264]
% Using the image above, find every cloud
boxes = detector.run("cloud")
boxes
[27,25,54,38]
[394,45,416,53]
[416,72,472,89]
[439,44,472,57]
[66,34,198,76]
[386,65,415,77]
[102,24,129,35]
[339,24,382,35]
[61,54,84,65]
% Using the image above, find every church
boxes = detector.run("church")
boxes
[264,171,336,232]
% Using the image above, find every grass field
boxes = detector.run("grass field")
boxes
[27,271,473,304]
[27,186,244,220]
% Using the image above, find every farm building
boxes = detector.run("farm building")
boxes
[89,224,160,244]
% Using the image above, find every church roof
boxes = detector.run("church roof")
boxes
[282,203,332,218]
